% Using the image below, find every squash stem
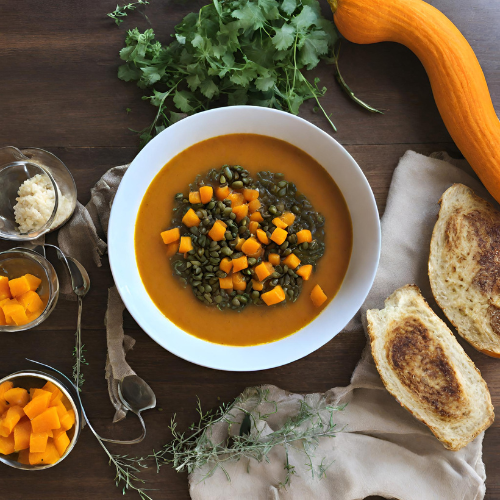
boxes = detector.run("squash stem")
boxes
[328,0,338,13]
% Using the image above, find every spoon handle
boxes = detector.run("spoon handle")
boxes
[98,411,147,445]
[75,295,83,390]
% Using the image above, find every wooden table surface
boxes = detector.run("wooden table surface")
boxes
[0,0,499,498]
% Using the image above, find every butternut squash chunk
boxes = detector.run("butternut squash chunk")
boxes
[25,274,42,292]
[4,388,29,408]
[256,229,269,245]
[31,407,60,434]
[189,191,202,204]
[248,198,261,213]
[14,418,31,451]
[249,220,259,235]
[228,192,245,208]
[29,440,60,465]
[243,188,259,202]
[235,237,245,251]
[8,276,31,298]
[0,276,11,301]
[219,276,233,289]
[232,256,248,273]
[268,253,280,266]
[160,227,180,245]
[165,241,179,258]
[252,280,264,291]
[250,211,264,222]
[0,433,15,456]
[24,391,52,421]
[0,406,25,437]
[232,204,249,222]
[0,381,14,415]
[60,410,75,432]
[0,307,6,326]
[199,185,213,204]
[255,262,274,282]
[182,208,201,228]
[42,382,63,403]
[310,284,327,307]
[53,430,70,457]
[216,185,230,201]
[17,291,44,314]
[270,227,287,245]
[208,221,226,241]
[219,257,233,274]
[272,217,288,229]
[262,285,286,306]
[30,431,49,454]
[179,236,193,253]
[241,238,261,256]
[282,254,301,269]
[297,264,313,281]
[296,229,312,244]
[280,212,296,226]
[232,272,247,291]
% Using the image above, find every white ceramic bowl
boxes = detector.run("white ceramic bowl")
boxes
[108,107,380,371]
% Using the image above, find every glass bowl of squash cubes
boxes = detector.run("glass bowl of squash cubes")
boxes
[0,247,59,331]
[0,370,81,469]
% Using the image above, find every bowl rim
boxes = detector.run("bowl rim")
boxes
[108,106,381,371]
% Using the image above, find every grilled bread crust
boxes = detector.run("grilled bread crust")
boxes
[367,285,494,451]
[429,183,500,357]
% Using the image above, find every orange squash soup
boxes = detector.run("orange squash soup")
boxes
[135,134,352,346]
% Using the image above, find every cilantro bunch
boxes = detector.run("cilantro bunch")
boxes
[118,0,340,146]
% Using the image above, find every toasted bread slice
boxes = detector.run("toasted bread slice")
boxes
[429,183,500,357]
[367,285,494,451]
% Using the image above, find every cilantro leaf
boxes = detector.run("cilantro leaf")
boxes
[173,90,195,112]
[272,24,296,50]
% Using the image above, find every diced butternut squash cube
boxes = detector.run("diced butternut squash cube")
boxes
[160,228,180,245]
[241,238,261,256]
[250,211,263,222]
[217,219,227,228]
[255,262,274,282]
[8,276,31,298]
[232,204,248,222]
[182,208,201,228]
[0,307,5,326]
[0,381,13,414]
[26,310,42,324]
[60,410,75,432]
[273,217,288,229]
[51,402,67,420]
[17,291,44,314]
[199,186,213,204]
[29,440,60,465]
[256,229,269,245]
[208,221,226,241]
[282,253,301,269]
[271,227,287,245]
[249,221,259,235]
[188,191,201,204]
[42,382,62,403]
[0,276,11,301]
[24,274,42,292]
[31,407,60,434]
[242,188,258,202]
[215,185,230,201]
[7,304,29,326]
[252,280,263,291]
[14,418,31,451]
[165,241,179,258]
[30,431,49,453]
[24,391,52,421]
[227,192,245,208]
[262,285,286,306]
[18,448,30,464]
[248,199,261,214]
[296,229,312,244]
[268,253,280,266]
[0,406,25,437]
[235,237,245,251]
[4,388,29,408]
[280,212,296,226]
[232,272,247,291]
[0,433,15,455]
[297,264,312,281]
[219,276,233,290]
[232,256,248,273]
[31,388,52,401]
[219,258,233,274]
[178,236,193,254]
[53,430,70,457]
[310,284,327,307]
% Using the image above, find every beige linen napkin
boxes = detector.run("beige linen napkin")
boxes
[188,151,489,500]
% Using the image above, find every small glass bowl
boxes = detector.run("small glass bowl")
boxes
[0,146,77,241]
[0,369,81,470]
[0,248,59,332]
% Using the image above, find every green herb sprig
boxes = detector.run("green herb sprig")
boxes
[108,1,150,26]
[72,343,88,390]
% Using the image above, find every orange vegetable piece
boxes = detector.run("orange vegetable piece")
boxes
[24,391,52,421]
[199,186,213,204]
[219,258,233,274]
[0,406,25,437]
[268,253,280,266]
[282,253,301,269]
[14,418,31,451]
[4,388,29,408]
[25,274,42,292]
[219,276,233,290]
[296,229,312,244]
[310,284,327,307]
[243,189,259,202]
[0,276,11,300]
[252,280,264,291]
[189,191,202,204]
[256,229,269,245]
[0,433,15,455]
[182,208,201,228]
[235,237,245,251]
[31,407,60,434]
[51,402,67,420]
[241,238,261,256]
[165,241,179,258]
[216,185,230,201]
[42,382,62,403]
[53,430,70,457]
[0,381,13,414]
[232,272,247,291]
[160,228,180,245]
[250,211,263,222]
[29,440,60,465]
[297,265,312,281]
[8,276,31,298]
[60,410,75,432]
[17,291,44,314]
[179,236,193,253]
[227,192,245,208]
[271,227,287,245]
[31,388,52,401]
[249,220,259,235]
[280,212,296,226]
[273,217,288,229]
[4,303,29,326]
[255,262,274,282]
[0,307,6,326]
[30,431,49,454]
[18,448,30,464]
[232,204,248,222]
[262,285,286,306]
[248,199,261,213]
[232,256,248,273]
[217,219,227,228]
[208,221,226,241]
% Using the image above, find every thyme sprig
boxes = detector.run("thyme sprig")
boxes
[152,387,345,487]
[72,343,88,390]
[108,1,150,26]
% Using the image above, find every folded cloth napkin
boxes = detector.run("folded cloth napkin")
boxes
[188,151,490,500]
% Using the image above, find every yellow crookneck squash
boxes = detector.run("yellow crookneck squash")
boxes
[329,0,500,203]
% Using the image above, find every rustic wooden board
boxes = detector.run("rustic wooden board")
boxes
[0,0,499,499]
